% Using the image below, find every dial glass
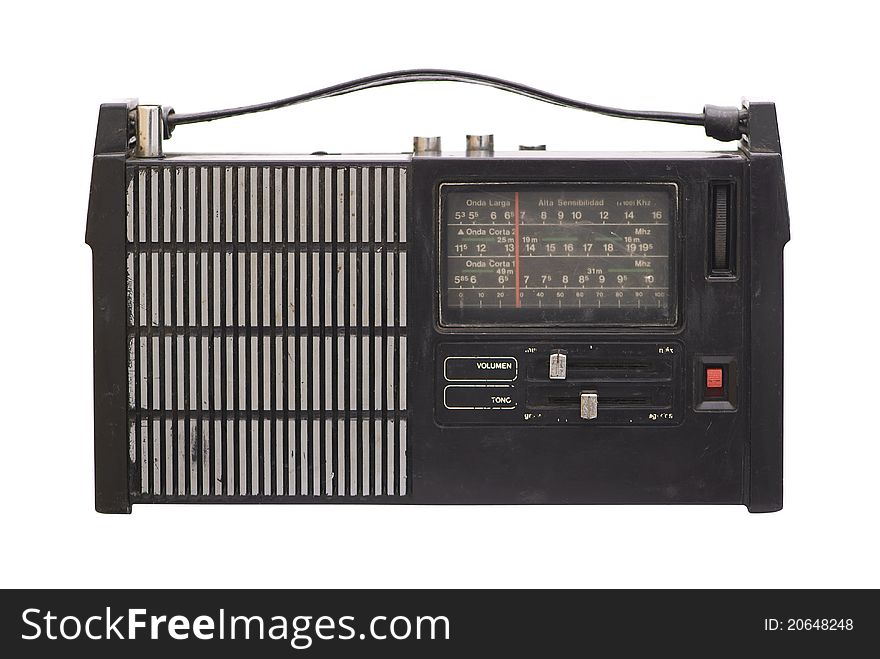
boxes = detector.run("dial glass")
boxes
[440,183,677,326]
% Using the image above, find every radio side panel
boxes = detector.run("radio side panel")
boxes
[87,103,134,513]
[745,151,788,512]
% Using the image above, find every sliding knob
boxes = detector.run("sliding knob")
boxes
[580,391,598,420]
[549,350,567,380]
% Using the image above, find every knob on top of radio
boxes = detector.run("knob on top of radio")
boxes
[413,136,442,155]
[466,134,494,156]
[413,134,497,156]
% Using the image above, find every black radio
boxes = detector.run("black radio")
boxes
[86,70,789,513]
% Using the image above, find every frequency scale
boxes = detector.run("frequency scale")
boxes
[441,183,674,323]
[86,70,789,512]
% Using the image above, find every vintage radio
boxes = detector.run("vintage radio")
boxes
[86,70,788,513]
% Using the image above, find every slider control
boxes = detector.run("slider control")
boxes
[580,391,598,420]
[549,350,567,380]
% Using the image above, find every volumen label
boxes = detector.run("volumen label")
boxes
[444,356,518,382]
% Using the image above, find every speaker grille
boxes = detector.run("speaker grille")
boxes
[125,164,408,498]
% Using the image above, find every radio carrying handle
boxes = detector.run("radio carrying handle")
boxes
[157,69,748,144]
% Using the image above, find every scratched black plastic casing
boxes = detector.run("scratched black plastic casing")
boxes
[87,102,787,513]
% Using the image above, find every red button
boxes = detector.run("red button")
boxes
[706,367,724,389]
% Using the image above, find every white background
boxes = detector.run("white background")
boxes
[1,1,877,589]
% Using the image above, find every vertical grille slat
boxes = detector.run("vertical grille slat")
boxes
[126,163,407,499]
